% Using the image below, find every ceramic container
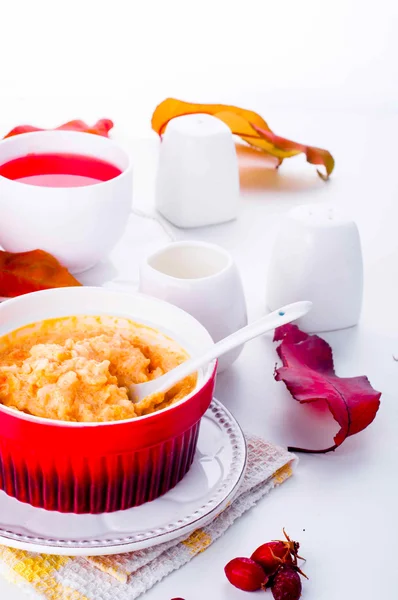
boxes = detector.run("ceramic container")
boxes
[155,114,240,228]
[0,131,133,274]
[266,203,363,332]
[0,287,217,513]
[139,241,248,371]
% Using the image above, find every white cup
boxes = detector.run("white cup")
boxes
[155,114,240,228]
[266,204,363,332]
[0,131,133,274]
[139,241,248,371]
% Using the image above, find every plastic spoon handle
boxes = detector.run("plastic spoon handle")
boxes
[131,300,312,402]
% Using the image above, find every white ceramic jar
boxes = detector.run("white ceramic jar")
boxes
[266,204,363,332]
[155,114,240,228]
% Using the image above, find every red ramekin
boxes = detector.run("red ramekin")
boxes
[0,287,217,513]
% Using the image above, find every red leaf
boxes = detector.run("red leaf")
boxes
[273,324,381,453]
[3,119,113,139]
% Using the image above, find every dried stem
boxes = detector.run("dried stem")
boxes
[287,444,338,454]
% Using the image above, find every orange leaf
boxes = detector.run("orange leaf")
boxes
[151,98,334,180]
[151,98,271,136]
[251,123,335,181]
[214,112,297,159]
[0,250,81,298]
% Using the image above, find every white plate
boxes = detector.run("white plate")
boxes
[0,399,246,556]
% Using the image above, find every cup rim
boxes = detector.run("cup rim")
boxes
[0,287,216,428]
[143,240,234,283]
[0,130,132,190]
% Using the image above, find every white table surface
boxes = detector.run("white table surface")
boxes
[0,106,397,599]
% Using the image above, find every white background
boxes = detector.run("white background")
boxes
[0,1,398,599]
[1,0,397,127]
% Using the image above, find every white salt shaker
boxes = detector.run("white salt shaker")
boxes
[266,204,363,332]
[155,114,240,228]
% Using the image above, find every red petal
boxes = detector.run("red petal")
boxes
[56,119,114,137]
[3,125,42,138]
[274,325,381,453]
[273,324,309,344]
[3,119,114,139]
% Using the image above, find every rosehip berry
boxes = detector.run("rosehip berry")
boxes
[251,541,294,575]
[224,557,268,591]
[271,566,302,600]
[251,529,301,576]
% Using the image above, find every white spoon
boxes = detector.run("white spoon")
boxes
[129,300,312,403]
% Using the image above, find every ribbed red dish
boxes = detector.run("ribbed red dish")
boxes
[0,287,217,513]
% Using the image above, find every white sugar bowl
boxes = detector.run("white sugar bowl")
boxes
[266,204,363,332]
[155,114,240,228]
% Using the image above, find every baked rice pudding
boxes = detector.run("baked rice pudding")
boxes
[0,315,196,422]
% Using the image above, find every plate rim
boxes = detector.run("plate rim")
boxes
[0,398,247,556]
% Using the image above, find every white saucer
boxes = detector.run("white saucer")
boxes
[0,399,246,556]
